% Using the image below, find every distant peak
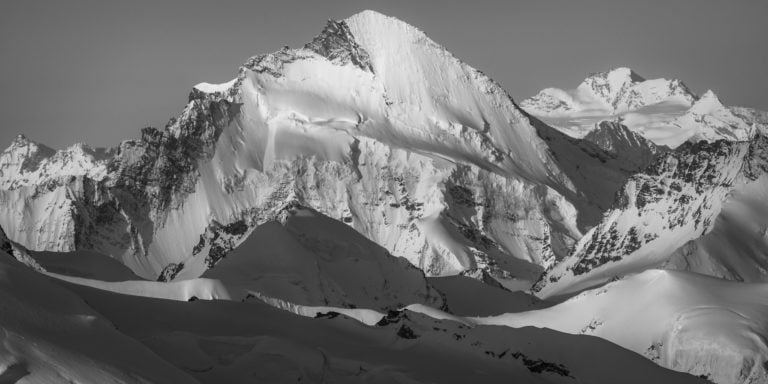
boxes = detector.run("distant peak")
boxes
[700,89,720,101]
[690,90,725,113]
[611,67,645,82]
[585,67,645,86]
[11,134,30,147]
[6,134,53,155]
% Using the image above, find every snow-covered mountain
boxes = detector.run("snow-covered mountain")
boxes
[0,10,643,290]
[522,68,755,147]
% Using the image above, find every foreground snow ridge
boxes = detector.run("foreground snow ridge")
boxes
[1,8,767,384]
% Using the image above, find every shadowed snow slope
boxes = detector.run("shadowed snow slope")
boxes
[480,270,768,384]
[428,274,544,316]
[0,253,197,383]
[199,205,445,310]
[0,245,704,383]
[32,249,143,282]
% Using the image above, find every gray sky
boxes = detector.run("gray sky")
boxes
[2,0,766,149]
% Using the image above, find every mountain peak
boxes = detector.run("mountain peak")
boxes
[4,134,53,156]
[584,67,646,87]
[699,89,721,103]
[9,134,34,150]
[688,89,726,116]
[579,67,647,109]
[304,16,374,72]
[344,10,430,50]
[345,10,405,28]
[346,9,390,21]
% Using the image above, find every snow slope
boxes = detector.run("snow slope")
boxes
[0,241,704,384]
[480,270,768,384]
[522,68,754,147]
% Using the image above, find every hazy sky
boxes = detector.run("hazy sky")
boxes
[2,0,766,149]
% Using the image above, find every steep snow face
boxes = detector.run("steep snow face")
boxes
[0,10,632,283]
[481,270,768,384]
[534,138,751,298]
[522,68,753,148]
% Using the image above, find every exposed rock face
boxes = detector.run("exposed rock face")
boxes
[0,225,44,272]
[304,19,374,73]
[534,134,767,298]
[662,130,768,281]
[583,120,669,169]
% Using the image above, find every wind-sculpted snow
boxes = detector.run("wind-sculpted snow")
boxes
[522,68,754,148]
[534,138,751,298]
[0,10,632,284]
